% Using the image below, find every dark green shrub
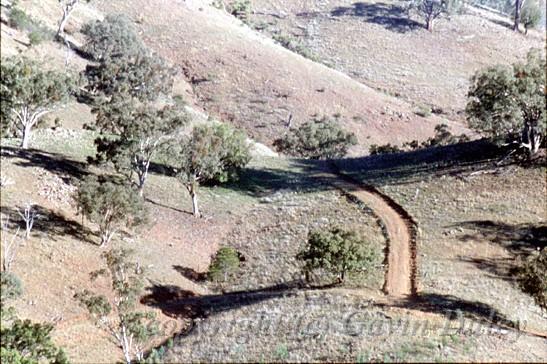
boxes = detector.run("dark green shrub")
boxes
[297,227,378,283]
[369,143,402,155]
[208,246,240,282]
[274,117,357,159]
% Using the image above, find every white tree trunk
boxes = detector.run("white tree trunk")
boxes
[20,123,32,149]
[191,190,199,217]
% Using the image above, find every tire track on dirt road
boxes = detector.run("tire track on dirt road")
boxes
[325,162,419,298]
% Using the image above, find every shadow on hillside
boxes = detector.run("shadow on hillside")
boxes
[0,205,96,245]
[379,292,518,328]
[173,265,208,282]
[452,221,546,281]
[454,221,547,254]
[335,139,508,186]
[224,161,333,197]
[331,2,422,33]
[141,280,338,321]
[220,140,513,197]
[0,146,88,184]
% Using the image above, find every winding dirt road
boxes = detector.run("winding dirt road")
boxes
[326,164,418,298]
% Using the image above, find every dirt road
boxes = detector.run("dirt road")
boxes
[327,164,418,297]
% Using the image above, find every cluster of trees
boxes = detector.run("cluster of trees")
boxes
[273,117,357,159]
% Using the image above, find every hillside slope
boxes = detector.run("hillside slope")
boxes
[94,0,466,154]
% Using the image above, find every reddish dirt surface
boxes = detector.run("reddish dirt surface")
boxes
[94,0,466,155]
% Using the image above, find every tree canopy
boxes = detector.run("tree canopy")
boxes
[466,49,546,157]
[297,227,378,283]
[92,98,189,195]
[75,176,147,246]
[173,123,251,216]
[0,57,74,148]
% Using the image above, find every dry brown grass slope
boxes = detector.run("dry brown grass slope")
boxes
[93,0,465,155]
[250,0,546,122]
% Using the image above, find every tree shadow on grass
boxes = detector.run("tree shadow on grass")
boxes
[173,265,208,283]
[451,221,546,281]
[331,2,422,33]
[1,146,88,184]
[453,221,547,254]
[141,280,338,321]
[1,204,96,245]
[379,292,518,329]
[335,139,509,186]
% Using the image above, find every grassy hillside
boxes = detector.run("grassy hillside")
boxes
[1,0,545,362]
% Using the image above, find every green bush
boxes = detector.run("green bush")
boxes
[518,248,546,310]
[8,7,32,30]
[8,7,53,45]
[0,272,22,302]
[414,104,432,117]
[274,117,357,159]
[208,246,240,282]
[273,33,320,62]
[297,227,378,283]
[81,14,146,61]
[28,30,44,45]
[519,0,543,33]
[369,143,402,155]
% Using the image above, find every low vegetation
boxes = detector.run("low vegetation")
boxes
[518,248,546,310]
[208,246,241,283]
[274,117,357,159]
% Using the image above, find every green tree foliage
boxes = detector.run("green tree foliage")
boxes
[518,248,546,310]
[81,14,145,61]
[1,320,69,364]
[208,246,240,283]
[466,49,546,158]
[273,117,357,159]
[91,99,188,196]
[1,272,68,363]
[75,176,147,246]
[407,0,448,31]
[0,57,74,148]
[173,123,251,217]
[297,227,378,283]
[76,248,159,364]
[518,0,543,34]
[84,52,174,103]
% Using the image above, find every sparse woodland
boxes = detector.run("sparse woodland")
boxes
[0,0,545,362]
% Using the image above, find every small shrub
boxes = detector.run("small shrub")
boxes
[274,117,357,159]
[8,7,32,30]
[229,0,252,22]
[414,104,432,117]
[8,7,53,44]
[297,227,378,283]
[518,248,546,310]
[369,143,402,155]
[208,246,240,283]
[28,30,44,45]
[273,33,320,62]
[0,271,22,302]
